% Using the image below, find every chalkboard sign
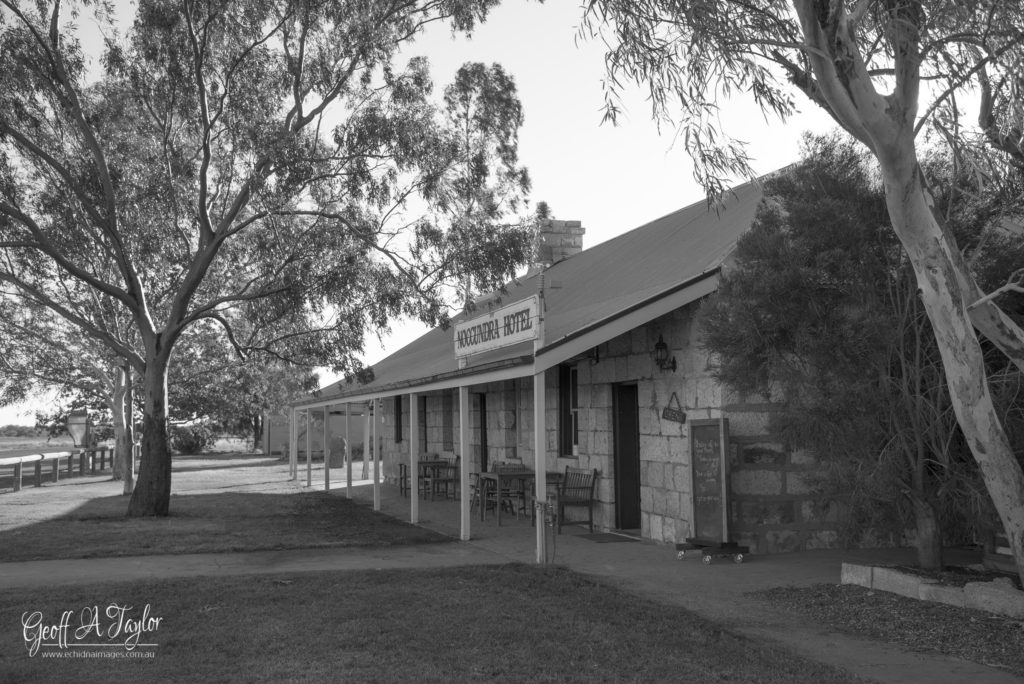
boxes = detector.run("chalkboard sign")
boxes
[690,419,729,543]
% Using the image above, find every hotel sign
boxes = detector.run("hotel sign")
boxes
[454,295,539,358]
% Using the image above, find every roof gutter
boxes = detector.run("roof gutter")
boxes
[293,355,533,409]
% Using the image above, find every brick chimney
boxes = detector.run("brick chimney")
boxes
[533,219,585,270]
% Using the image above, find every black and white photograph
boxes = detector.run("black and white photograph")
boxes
[2,1,1024,681]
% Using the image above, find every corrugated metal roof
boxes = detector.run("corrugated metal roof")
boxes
[308,179,764,403]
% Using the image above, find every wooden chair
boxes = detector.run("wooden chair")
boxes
[417,453,440,499]
[494,462,529,518]
[555,467,598,533]
[469,472,483,511]
[433,456,460,500]
[398,463,410,497]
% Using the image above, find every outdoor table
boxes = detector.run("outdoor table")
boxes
[478,470,563,526]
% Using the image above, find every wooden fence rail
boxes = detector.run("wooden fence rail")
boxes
[0,447,115,492]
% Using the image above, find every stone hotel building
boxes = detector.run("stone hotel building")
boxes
[290,180,838,555]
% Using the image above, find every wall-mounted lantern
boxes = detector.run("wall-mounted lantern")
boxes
[653,335,677,372]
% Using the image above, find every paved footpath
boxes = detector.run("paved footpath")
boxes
[1,481,1020,684]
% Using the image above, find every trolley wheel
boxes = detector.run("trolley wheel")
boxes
[676,550,686,560]
[702,554,713,565]
[733,553,744,564]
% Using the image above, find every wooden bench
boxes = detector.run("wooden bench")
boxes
[556,466,598,533]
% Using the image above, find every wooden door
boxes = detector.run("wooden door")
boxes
[475,393,488,473]
[613,384,641,530]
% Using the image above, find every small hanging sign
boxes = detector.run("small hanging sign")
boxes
[661,392,686,424]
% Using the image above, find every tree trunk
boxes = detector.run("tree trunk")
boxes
[912,497,943,570]
[121,364,135,496]
[127,354,171,516]
[252,414,262,453]
[111,373,126,483]
[111,366,133,494]
[879,152,1024,585]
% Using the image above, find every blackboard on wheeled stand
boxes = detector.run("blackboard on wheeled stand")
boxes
[689,418,728,543]
[678,418,750,564]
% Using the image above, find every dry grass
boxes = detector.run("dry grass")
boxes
[0,565,862,683]
[0,434,75,449]
[754,583,1024,678]
[0,453,445,561]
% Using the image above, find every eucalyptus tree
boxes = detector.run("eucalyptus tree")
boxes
[433,62,530,305]
[168,327,319,448]
[583,0,1024,580]
[0,0,534,516]
[701,134,1024,568]
[0,272,139,493]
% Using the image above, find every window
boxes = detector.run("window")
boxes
[419,395,428,453]
[394,395,403,442]
[442,391,454,451]
[559,364,579,457]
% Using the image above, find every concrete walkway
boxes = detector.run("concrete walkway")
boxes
[1,478,1018,684]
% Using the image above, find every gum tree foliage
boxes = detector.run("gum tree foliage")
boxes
[583,0,1024,580]
[168,327,320,448]
[434,62,530,304]
[701,134,1024,568]
[0,0,535,516]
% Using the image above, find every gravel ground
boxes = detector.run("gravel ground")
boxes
[753,583,1024,678]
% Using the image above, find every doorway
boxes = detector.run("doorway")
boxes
[613,384,641,530]
[475,393,488,473]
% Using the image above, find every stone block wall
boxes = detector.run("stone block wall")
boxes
[562,301,839,552]
[378,382,530,482]
[560,304,717,541]
[725,412,838,553]
[535,219,585,267]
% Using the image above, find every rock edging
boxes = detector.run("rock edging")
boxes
[841,563,1024,618]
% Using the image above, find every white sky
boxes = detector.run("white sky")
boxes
[0,1,836,425]
[351,1,835,372]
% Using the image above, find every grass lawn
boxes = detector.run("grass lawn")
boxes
[0,565,860,683]
[0,453,445,561]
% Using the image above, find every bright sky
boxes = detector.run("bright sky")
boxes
[353,1,835,371]
[0,0,835,425]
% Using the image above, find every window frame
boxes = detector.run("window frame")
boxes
[394,395,403,443]
[559,364,580,457]
[419,395,428,453]
[442,391,454,451]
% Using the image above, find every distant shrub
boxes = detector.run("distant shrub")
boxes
[0,425,40,438]
[170,424,214,454]
[92,424,115,442]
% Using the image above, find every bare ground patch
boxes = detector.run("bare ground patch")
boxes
[752,583,1024,678]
